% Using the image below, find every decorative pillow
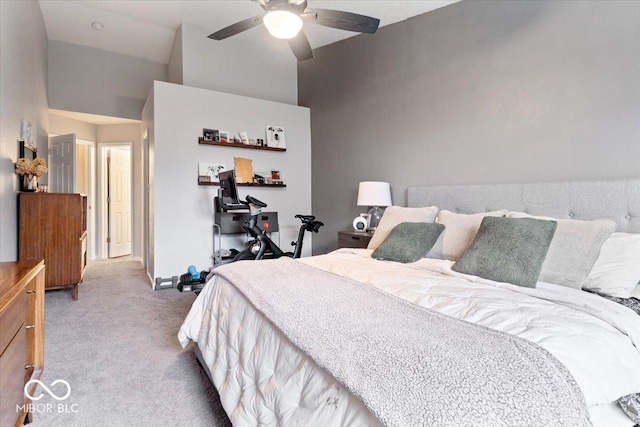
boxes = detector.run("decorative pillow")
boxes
[582,233,640,298]
[372,222,445,263]
[425,210,508,261]
[452,217,557,287]
[507,212,616,289]
[367,206,439,251]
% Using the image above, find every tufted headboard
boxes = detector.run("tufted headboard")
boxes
[407,179,640,233]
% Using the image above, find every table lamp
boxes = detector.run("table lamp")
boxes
[357,181,392,231]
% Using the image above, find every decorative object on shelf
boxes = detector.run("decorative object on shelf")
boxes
[15,157,47,192]
[257,138,265,147]
[239,132,249,145]
[270,170,283,185]
[266,125,286,149]
[249,138,256,146]
[234,157,254,184]
[198,162,226,184]
[220,131,230,143]
[357,181,392,231]
[203,128,219,141]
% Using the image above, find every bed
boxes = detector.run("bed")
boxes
[179,179,640,426]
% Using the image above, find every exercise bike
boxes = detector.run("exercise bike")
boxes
[231,195,323,262]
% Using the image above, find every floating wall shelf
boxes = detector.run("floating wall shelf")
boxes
[198,137,286,152]
[198,178,286,188]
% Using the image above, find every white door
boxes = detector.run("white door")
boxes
[49,133,76,193]
[108,147,132,258]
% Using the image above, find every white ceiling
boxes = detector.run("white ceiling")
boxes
[39,0,460,64]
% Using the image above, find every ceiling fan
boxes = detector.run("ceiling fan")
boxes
[208,0,380,61]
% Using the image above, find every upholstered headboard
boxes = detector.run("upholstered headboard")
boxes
[408,179,640,233]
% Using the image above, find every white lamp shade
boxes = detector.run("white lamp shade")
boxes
[263,11,303,39]
[357,182,392,207]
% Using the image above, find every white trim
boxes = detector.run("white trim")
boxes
[98,142,133,259]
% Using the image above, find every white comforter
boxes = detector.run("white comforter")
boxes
[179,249,640,426]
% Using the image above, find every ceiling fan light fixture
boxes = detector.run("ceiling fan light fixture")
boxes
[263,10,303,40]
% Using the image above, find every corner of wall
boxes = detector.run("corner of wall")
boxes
[167,25,183,85]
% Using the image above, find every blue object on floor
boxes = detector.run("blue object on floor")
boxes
[188,265,200,280]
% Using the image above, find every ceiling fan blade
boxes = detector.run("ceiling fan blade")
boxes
[208,15,263,40]
[305,8,380,34]
[288,31,314,61]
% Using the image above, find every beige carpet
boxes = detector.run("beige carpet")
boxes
[31,258,231,427]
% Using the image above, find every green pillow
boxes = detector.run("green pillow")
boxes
[372,222,445,263]
[452,217,557,288]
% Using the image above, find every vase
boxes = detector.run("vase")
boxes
[22,174,37,192]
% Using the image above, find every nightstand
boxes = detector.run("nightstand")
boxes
[338,230,374,249]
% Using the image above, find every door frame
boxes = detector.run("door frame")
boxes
[98,142,133,259]
[49,134,97,260]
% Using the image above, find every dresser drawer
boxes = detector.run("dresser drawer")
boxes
[0,326,27,427]
[0,291,27,355]
[338,231,373,249]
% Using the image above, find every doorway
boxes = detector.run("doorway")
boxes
[99,144,133,258]
[48,134,97,260]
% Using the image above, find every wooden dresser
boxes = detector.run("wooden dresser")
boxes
[19,193,87,299]
[0,260,45,427]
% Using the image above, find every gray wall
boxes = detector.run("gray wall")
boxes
[0,0,49,262]
[299,0,640,254]
[48,40,168,120]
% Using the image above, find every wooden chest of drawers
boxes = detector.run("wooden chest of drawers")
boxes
[19,193,86,299]
[0,261,45,427]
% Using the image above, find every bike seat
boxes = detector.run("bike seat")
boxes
[295,214,316,222]
[243,195,267,208]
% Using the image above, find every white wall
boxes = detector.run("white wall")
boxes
[142,90,155,279]
[180,23,298,105]
[150,81,311,280]
[48,40,167,120]
[49,113,97,142]
[0,0,49,261]
[97,123,143,261]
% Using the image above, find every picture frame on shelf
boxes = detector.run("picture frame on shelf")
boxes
[256,138,265,147]
[238,132,249,145]
[266,125,286,149]
[271,170,283,184]
[219,131,229,143]
[203,128,219,141]
[198,162,226,184]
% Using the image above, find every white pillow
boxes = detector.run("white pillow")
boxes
[367,206,439,251]
[582,233,640,299]
[426,210,508,261]
[507,212,616,289]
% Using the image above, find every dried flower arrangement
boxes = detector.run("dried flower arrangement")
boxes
[15,157,48,177]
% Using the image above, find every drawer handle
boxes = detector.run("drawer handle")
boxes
[26,289,37,294]
[351,236,361,240]
[25,364,34,370]
[25,325,35,329]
